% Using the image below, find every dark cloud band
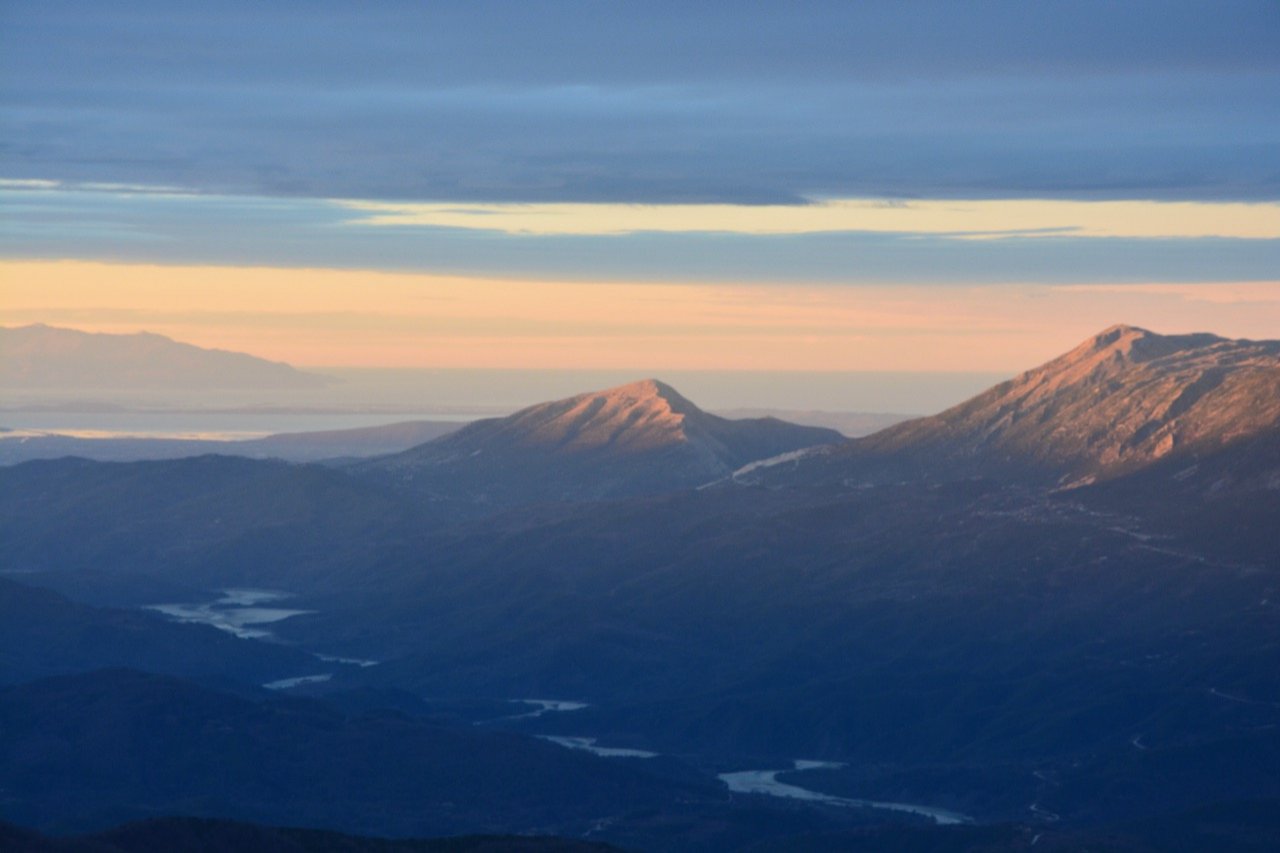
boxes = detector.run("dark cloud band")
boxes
[2,2,1277,204]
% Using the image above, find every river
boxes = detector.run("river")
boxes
[719,760,971,825]
[144,587,380,687]
[540,736,658,758]
[145,587,311,639]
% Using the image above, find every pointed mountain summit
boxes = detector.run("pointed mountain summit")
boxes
[462,379,701,454]
[358,379,841,505]
[777,325,1280,488]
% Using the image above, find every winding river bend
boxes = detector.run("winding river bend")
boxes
[506,699,590,720]
[145,588,310,639]
[719,760,971,825]
[145,588,379,687]
[541,736,658,758]
[150,593,969,822]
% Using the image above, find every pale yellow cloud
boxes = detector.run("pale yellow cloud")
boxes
[338,197,1280,240]
[1053,282,1280,305]
[2,260,1277,372]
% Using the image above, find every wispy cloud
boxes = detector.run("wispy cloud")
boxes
[1054,282,1280,305]
[5,187,1279,285]
[339,198,1280,240]
[0,179,61,190]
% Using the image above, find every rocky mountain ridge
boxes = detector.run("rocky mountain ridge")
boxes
[788,324,1280,488]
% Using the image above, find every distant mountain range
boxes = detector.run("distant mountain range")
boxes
[0,419,463,465]
[357,378,843,504]
[0,324,330,390]
[0,411,897,466]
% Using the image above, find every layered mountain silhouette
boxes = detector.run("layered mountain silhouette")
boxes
[0,324,329,390]
[358,379,842,504]
[770,324,1280,488]
[2,324,1278,848]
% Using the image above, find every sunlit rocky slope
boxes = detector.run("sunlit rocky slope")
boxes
[358,378,842,504]
[768,324,1280,488]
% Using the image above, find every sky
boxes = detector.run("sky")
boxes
[1,1,1278,386]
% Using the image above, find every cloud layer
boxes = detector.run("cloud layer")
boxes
[5,187,1279,284]
[342,198,1280,239]
[3,1,1277,203]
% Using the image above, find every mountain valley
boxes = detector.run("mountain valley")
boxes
[1,325,1278,851]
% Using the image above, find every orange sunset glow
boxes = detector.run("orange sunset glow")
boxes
[5,260,1278,372]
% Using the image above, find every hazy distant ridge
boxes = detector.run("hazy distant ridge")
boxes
[0,419,464,465]
[0,324,329,390]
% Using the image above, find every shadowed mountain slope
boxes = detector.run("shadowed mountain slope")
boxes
[0,455,436,593]
[0,669,714,837]
[774,325,1280,488]
[358,379,842,504]
[0,578,318,687]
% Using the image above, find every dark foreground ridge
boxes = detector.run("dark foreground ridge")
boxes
[0,817,621,853]
[0,669,710,838]
[6,804,1280,853]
